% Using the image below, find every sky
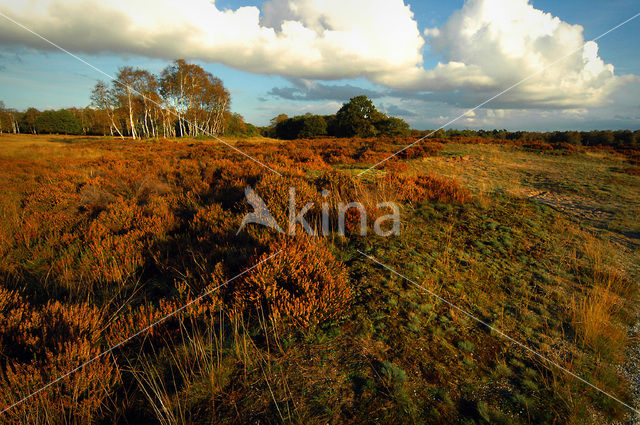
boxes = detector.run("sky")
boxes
[0,0,639,131]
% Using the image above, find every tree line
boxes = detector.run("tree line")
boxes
[2,72,638,149]
[262,95,411,140]
[259,96,639,149]
[415,128,640,149]
[0,60,258,138]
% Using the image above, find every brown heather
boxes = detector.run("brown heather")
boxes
[380,172,471,204]
[0,288,117,424]
[1,134,637,424]
[233,236,352,327]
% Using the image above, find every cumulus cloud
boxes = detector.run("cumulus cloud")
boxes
[408,78,640,130]
[0,0,635,109]
[378,0,634,108]
[0,0,423,80]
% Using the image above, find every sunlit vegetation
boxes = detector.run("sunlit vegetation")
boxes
[0,60,257,139]
[3,78,638,152]
[267,95,412,140]
[0,132,638,424]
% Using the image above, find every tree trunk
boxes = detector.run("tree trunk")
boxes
[127,91,137,140]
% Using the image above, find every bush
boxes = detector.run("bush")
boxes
[0,288,117,424]
[398,142,445,159]
[523,141,554,151]
[233,236,352,327]
[380,173,471,204]
[252,174,322,228]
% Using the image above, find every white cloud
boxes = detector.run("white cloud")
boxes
[0,0,636,110]
[0,0,423,80]
[382,0,634,108]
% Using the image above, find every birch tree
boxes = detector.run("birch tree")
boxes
[113,67,139,139]
[91,81,124,139]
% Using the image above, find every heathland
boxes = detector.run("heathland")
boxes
[0,133,639,424]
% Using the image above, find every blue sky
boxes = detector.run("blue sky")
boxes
[0,0,639,130]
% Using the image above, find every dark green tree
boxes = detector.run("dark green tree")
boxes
[224,112,260,137]
[35,109,82,135]
[375,116,411,137]
[613,130,634,148]
[334,95,380,137]
[21,108,40,134]
[275,114,327,139]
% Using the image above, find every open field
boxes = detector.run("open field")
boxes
[0,134,639,424]
[410,143,640,240]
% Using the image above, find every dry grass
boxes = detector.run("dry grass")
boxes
[571,284,629,355]
[0,134,106,159]
[567,232,635,358]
